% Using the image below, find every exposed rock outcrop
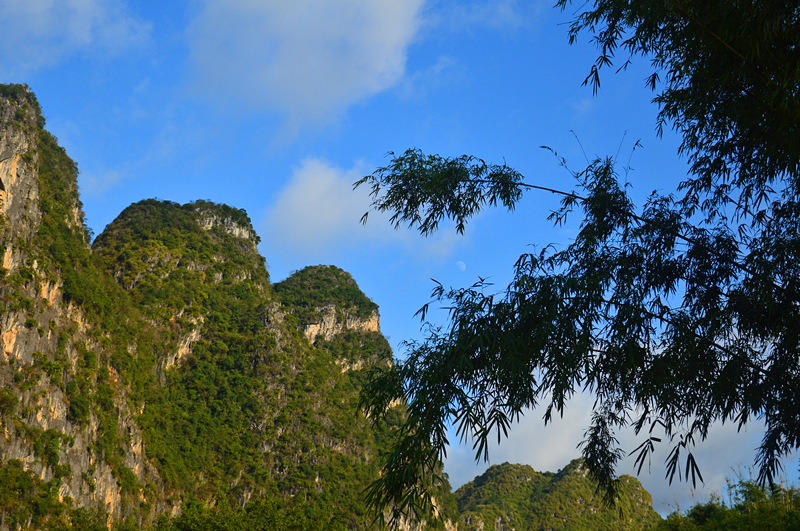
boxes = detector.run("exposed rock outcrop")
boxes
[196,209,257,243]
[0,85,40,242]
[303,305,380,343]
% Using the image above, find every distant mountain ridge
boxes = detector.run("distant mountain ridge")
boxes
[455,460,660,531]
[0,83,659,530]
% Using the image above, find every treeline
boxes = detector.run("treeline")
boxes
[656,478,799,531]
[39,497,346,531]
[36,477,799,531]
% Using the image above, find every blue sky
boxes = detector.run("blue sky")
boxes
[3,0,796,514]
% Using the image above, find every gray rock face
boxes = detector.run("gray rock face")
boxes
[0,86,41,248]
[196,209,258,243]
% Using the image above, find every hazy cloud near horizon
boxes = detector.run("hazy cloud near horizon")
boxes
[443,392,798,514]
[186,0,425,130]
[0,0,151,76]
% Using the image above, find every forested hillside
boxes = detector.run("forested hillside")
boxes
[0,83,456,530]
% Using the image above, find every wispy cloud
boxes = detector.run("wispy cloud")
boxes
[453,0,526,30]
[571,98,594,117]
[398,55,457,101]
[79,168,125,197]
[426,0,529,32]
[0,0,151,76]
[186,0,425,131]
[260,158,463,265]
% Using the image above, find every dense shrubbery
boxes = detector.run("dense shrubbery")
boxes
[657,478,800,531]
[90,199,407,525]
[42,495,347,531]
[92,199,273,496]
[0,84,44,129]
[0,460,66,529]
[0,84,31,103]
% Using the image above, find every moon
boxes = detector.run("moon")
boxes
[456,261,466,271]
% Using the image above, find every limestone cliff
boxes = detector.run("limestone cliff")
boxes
[273,264,380,342]
[302,304,380,345]
[0,84,165,529]
[0,84,656,531]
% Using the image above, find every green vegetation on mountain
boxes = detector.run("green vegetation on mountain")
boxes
[455,460,660,531]
[89,200,405,526]
[1,85,430,529]
[0,460,66,530]
[274,265,378,322]
[42,498,348,531]
[1,86,157,513]
[90,199,272,496]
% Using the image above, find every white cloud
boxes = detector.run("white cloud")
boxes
[260,158,463,264]
[571,97,594,117]
[186,0,425,129]
[0,0,151,75]
[453,0,525,30]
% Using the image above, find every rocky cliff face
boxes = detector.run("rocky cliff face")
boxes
[0,84,165,529]
[0,84,446,530]
[303,305,380,344]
